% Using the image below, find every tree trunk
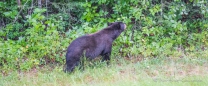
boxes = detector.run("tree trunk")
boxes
[28,0,34,15]
[16,0,26,20]
[17,0,21,6]
[46,0,48,17]
[38,0,42,8]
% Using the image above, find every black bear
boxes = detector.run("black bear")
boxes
[65,22,126,72]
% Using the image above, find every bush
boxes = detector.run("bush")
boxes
[0,0,207,72]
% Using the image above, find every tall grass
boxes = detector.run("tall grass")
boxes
[1,56,208,86]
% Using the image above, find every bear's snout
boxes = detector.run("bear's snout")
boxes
[124,24,126,30]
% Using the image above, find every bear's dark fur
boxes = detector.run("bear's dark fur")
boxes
[65,22,126,72]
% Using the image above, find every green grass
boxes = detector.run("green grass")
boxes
[1,56,208,86]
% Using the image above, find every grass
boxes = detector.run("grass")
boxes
[0,56,208,86]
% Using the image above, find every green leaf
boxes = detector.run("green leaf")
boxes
[3,12,11,16]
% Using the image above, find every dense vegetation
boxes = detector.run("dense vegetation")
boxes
[0,0,207,73]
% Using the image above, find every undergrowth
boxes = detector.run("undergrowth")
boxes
[0,55,208,86]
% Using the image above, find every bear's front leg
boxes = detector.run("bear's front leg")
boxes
[102,52,111,65]
[65,57,80,73]
[102,42,112,62]
[102,53,111,61]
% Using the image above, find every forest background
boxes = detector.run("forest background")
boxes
[0,0,207,73]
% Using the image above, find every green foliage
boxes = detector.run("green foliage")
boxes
[0,0,207,71]
[0,8,67,71]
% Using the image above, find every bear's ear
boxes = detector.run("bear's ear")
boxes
[107,22,113,26]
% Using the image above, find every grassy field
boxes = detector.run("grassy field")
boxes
[1,56,208,86]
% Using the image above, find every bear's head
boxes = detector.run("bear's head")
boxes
[106,22,126,40]
[107,22,126,32]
